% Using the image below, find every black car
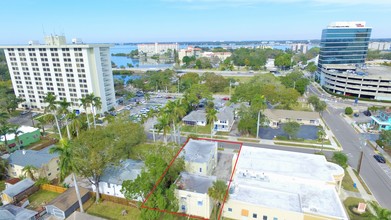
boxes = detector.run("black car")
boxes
[363,110,372,116]
[373,154,386,163]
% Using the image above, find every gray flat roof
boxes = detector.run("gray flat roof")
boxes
[3,178,35,198]
[263,109,319,121]
[182,139,217,163]
[176,172,216,194]
[230,146,347,219]
[322,64,391,78]
[0,204,38,220]
[100,159,144,185]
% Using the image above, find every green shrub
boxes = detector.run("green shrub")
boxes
[332,152,348,168]
[345,107,353,115]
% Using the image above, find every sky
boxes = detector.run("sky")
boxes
[0,0,390,44]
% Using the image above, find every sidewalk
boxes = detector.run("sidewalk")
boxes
[345,166,376,201]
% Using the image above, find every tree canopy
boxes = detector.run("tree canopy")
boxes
[283,121,301,139]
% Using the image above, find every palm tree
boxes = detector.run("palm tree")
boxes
[0,123,12,150]
[57,99,72,139]
[22,165,38,180]
[50,139,84,212]
[91,95,102,128]
[208,180,228,220]
[370,201,391,219]
[165,100,186,144]
[0,112,10,125]
[206,108,218,138]
[10,125,22,150]
[35,114,54,136]
[157,113,170,144]
[79,97,91,129]
[317,128,326,152]
[68,112,82,137]
[43,93,62,140]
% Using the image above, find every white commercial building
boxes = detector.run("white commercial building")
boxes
[291,43,308,54]
[0,35,116,113]
[368,42,391,51]
[138,42,179,56]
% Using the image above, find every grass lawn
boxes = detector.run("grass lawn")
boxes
[28,190,60,209]
[215,131,230,136]
[343,197,373,220]
[342,170,359,193]
[274,142,335,150]
[274,136,332,145]
[0,180,5,191]
[223,76,253,84]
[85,199,141,220]
[181,124,212,134]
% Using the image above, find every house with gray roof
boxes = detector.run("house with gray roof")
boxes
[0,204,38,220]
[1,178,37,205]
[7,147,60,181]
[91,159,144,198]
[175,172,216,219]
[263,109,320,128]
[182,110,207,126]
[214,107,235,132]
[181,139,217,176]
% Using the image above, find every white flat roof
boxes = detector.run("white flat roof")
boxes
[230,146,347,219]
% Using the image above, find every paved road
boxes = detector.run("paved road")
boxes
[323,104,391,208]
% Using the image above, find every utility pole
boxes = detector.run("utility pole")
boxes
[357,134,367,174]
[256,109,262,139]
[357,150,364,174]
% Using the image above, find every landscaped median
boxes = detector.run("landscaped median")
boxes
[273,137,337,150]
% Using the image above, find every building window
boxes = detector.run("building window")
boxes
[197,200,203,206]
[263,216,267,220]
[199,168,202,172]
[228,208,232,212]
[273,218,278,220]
[253,213,257,218]
[107,183,111,188]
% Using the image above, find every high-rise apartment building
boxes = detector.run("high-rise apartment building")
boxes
[138,42,179,56]
[0,36,116,113]
[318,21,371,66]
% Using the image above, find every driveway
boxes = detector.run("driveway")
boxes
[259,125,320,140]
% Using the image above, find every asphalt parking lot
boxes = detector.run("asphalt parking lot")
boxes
[259,125,320,140]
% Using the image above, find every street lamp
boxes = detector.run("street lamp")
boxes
[256,109,262,139]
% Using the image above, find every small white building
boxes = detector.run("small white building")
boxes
[91,159,144,198]
[182,139,218,176]
[182,110,207,126]
[214,107,235,132]
[263,109,320,128]
[175,172,216,219]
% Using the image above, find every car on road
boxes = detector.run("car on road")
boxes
[373,154,386,163]
[363,110,372,117]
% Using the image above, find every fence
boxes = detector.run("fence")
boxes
[89,192,138,207]
[41,184,67,193]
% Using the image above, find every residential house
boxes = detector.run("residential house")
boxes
[182,110,207,126]
[201,52,232,61]
[0,126,40,152]
[45,187,90,219]
[182,139,217,176]
[223,146,347,220]
[214,107,235,132]
[4,178,21,189]
[175,172,216,219]
[1,178,37,205]
[263,109,320,128]
[370,109,391,131]
[0,204,38,220]
[7,147,60,181]
[91,159,144,198]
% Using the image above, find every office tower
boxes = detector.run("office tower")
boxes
[0,36,116,113]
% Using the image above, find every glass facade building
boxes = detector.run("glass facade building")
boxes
[318,22,372,66]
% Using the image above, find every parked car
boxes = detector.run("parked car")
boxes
[373,154,386,163]
[353,113,359,117]
[222,97,230,101]
[363,110,372,117]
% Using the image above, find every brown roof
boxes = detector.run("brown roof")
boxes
[263,109,319,121]
[5,178,20,185]
[47,187,89,211]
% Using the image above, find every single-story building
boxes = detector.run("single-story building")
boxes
[263,109,320,128]
[45,187,90,219]
[7,147,60,181]
[91,159,144,199]
[182,139,217,176]
[0,126,41,152]
[0,204,38,220]
[175,172,216,219]
[182,110,207,126]
[1,178,37,205]
[214,107,235,132]
[370,110,391,131]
